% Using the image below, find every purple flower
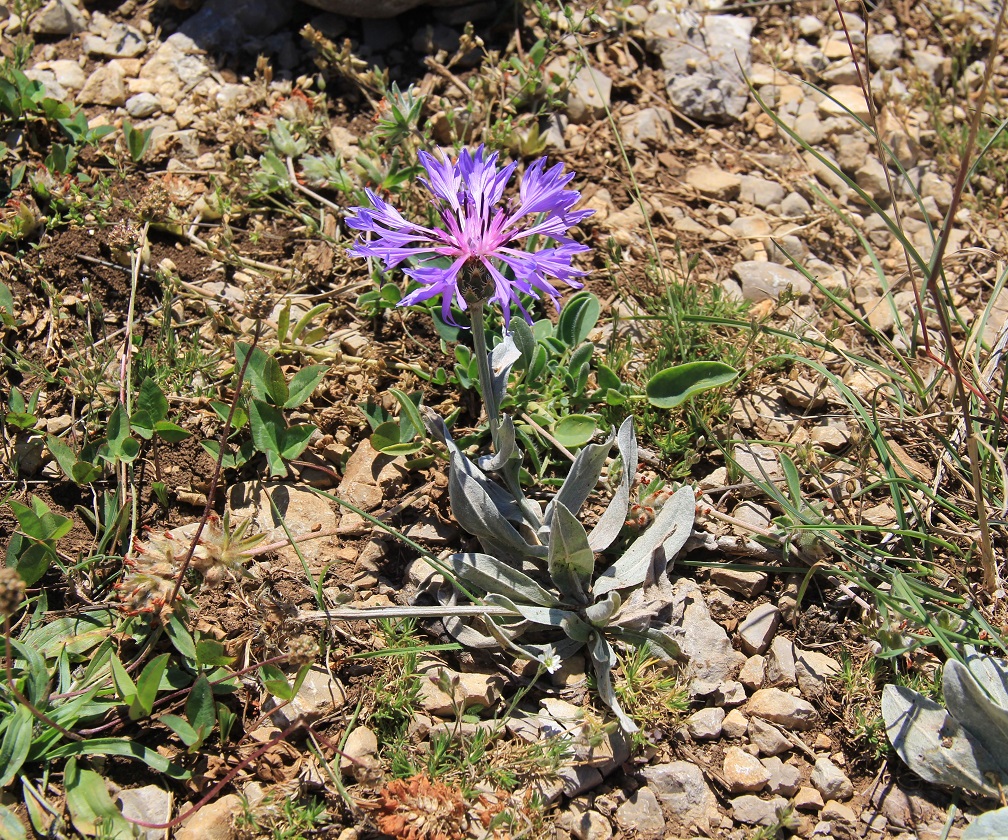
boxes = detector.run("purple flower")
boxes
[345,146,593,327]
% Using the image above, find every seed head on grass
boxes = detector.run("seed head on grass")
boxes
[346,146,593,327]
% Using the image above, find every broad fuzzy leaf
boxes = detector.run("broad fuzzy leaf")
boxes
[943,658,1008,761]
[547,503,594,605]
[593,485,695,597]
[588,634,637,733]
[882,683,1001,798]
[588,418,637,552]
[963,806,1008,840]
[544,427,614,534]
[449,552,559,607]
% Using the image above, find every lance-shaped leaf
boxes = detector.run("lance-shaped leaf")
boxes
[962,806,1008,840]
[882,683,1001,799]
[449,552,559,607]
[593,485,696,597]
[484,594,593,642]
[491,333,522,407]
[424,410,522,520]
[584,591,621,627]
[588,418,637,552]
[542,426,615,536]
[588,633,637,733]
[478,414,518,472]
[548,503,594,605]
[962,646,1008,711]
[943,658,1008,759]
[436,582,525,649]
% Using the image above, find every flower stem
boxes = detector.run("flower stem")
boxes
[469,301,501,447]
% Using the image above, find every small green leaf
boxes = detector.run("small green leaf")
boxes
[137,377,169,424]
[236,342,288,406]
[0,804,28,840]
[645,361,738,409]
[110,653,139,707]
[390,388,424,440]
[195,638,235,668]
[553,414,598,448]
[64,759,134,839]
[160,713,201,747]
[0,705,33,788]
[152,420,190,442]
[259,663,295,701]
[279,424,315,461]
[557,291,600,347]
[186,675,216,738]
[133,652,171,719]
[284,364,328,409]
[165,612,197,661]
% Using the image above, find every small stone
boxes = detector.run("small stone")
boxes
[818,84,871,121]
[722,708,749,738]
[912,49,947,87]
[126,92,160,118]
[175,793,243,840]
[266,666,346,726]
[566,65,613,124]
[793,112,825,145]
[779,377,827,410]
[115,786,173,840]
[686,707,725,740]
[739,655,765,691]
[795,648,842,697]
[781,191,812,218]
[739,175,785,209]
[738,603,781,655]
[723,746,770,793]
[798,15,823,37]
[822,799,857,823]
[811,757,854,801]
[795,786,825,811]
[559,765,605,798]
[920,172,953,212]
[762,756,801,796]
[749,717,792,757]
[31,0,86,35]
[766,637,797,687]
[418,665,504,716]
[856,158,891,202]
[732,261,812,302]
[714,681,747,707]
[867,33,902,69]
[340,726,379,782]
[733,441,784,487]
[810,419,851,451]
[620,107,674,151]
[747,688,818,730]
[686,164,741,201]
[710,568,769,598]
[77,63,126,106]
[614,788,666,839]
[42,60,85,91]
[570,810,613,840]
[732,794,789,827]
[641,761,718,836]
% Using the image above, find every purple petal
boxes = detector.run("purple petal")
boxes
[418,150,462,211]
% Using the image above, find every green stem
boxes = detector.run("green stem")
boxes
[469,301,501,445]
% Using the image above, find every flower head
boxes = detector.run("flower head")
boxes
[537,644,563,675]
[346,146,592,327]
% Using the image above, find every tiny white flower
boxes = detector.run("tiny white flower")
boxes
[538,645,562,675]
